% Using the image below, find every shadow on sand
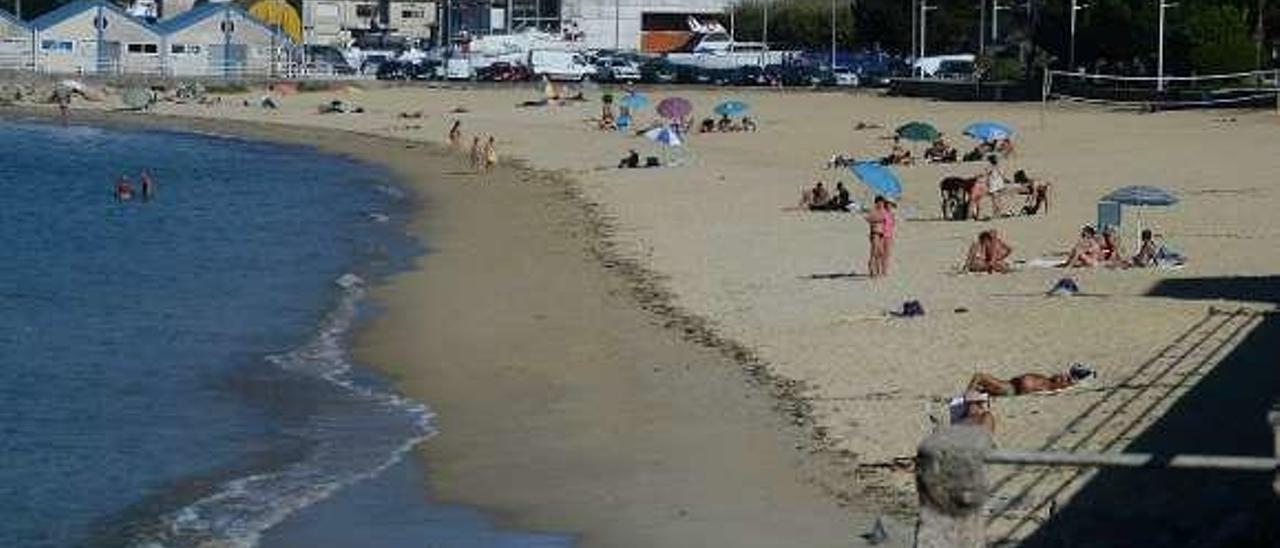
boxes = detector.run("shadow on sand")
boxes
[1018,276,1280,548]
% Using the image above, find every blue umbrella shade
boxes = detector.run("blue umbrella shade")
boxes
[1101,185,1178,207]
[963,121,1013,142]
[714,100,749,117]
[850,161,902,199]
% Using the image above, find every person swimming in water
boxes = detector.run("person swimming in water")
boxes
[139,170,154,201]
[114,176,133,201]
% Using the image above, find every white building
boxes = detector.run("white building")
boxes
[0,9,33,70]
[304,0,435,47]
[158,3,294,77]
[560,0,732,51]
[32,0,164,75]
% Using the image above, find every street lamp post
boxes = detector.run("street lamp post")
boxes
[920,1,937,61]
[979,0,986,55]
[1158,0,1178,91]
[992,0,1009,41]
[763,0,769,49]
[830,0,837,68]
[1070,0,1088,71]
[614,0,619,50]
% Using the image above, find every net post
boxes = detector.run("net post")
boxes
[1040,69,1051,130]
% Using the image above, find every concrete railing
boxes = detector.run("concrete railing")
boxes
[912,405,1280,547]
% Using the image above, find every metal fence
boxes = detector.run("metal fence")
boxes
[913,405,1280,547]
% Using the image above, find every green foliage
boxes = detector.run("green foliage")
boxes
[731,0,855,52]
[1183,4,1256,74]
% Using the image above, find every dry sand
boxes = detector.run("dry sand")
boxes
[32,81,1280,543]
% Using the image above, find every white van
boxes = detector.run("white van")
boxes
[528,49,597,81]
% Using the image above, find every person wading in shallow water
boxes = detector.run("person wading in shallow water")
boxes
[114,175,133,201]
[139,170,155,201]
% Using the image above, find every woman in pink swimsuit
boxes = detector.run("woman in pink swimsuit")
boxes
[865,196,889,277]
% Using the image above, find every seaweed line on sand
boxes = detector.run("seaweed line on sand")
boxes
[508,160,918,517]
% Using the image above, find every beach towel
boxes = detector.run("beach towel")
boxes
[1018,257,1064,269]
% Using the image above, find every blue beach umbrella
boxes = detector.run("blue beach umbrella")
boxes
[714,100,749,117]
[963,121,1013,142]
[618,92,648,109]
[849,161,902,200]
[1102,185,1178,207]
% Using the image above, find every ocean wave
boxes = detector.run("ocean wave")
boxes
[133,274,434,548]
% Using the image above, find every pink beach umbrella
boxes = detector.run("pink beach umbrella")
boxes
[656,97,693,120]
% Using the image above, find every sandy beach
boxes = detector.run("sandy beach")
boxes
[20,80,1280,544]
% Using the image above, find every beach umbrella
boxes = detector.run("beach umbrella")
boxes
[643,125,683,148]
[617,92,648,109]
[895,121,940,142]
[963,121,1013,142]
[656,97,693,120]
[849,161,902,200]
[1101,185,1178,207]
[714,99,749,117]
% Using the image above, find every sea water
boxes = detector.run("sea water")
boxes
[0,120,571,547]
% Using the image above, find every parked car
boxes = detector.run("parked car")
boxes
[476,62,532,82]
[304,45,356,75]
[832,66,861,87]
[594,57,641,83]
[934,59,977,80]
[640,58,679,83]
[764,63,832,87]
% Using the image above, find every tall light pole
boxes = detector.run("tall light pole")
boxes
[1158,0,1177,91]
[920,1,937,60]
[1070,0,1088,71]
[763,0,769,49]
[979,0,986,55]
[830,0,837,67]
[992,0,1009,41]
[614,0,619,50]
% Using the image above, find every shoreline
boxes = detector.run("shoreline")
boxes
[3,106,891,545]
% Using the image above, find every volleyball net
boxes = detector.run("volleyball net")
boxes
[1044,69,1280,110]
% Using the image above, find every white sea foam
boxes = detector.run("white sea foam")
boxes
[135,274,435,548]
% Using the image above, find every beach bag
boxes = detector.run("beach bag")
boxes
[897,300,925,317]
[1048,278,1080,296]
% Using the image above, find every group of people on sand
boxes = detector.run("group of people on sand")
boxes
[963,229,1013,273]
[1061,225,1173,268]
[799,181,853,212]
[965,158,1051,220]
[699,114,757,134]
[863,196,897,277]
[954,363,1096,433]
[448,120,498,173]
[114,171,155,201]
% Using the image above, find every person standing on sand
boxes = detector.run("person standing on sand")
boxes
[482,136,498,172]
[864,196,889,277]
[448,120,462,149]
[879,198,897,276]
[469,136,482,172]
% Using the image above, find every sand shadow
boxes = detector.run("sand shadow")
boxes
[804,272,870,280]
[1016,276,1280,548]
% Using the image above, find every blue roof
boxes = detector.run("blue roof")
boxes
[0,8,28,30]
[31,0,160,33]
[154,2,292,44]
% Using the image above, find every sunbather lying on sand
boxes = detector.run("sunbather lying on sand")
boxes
[924,138,958,163]
[966,363,1096,397]
[964,229,1013,273]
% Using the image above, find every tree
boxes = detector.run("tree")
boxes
[1183,4,1257,73]
[731,0,855,52]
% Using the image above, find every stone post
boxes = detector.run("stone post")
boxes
[914,425,995,548]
